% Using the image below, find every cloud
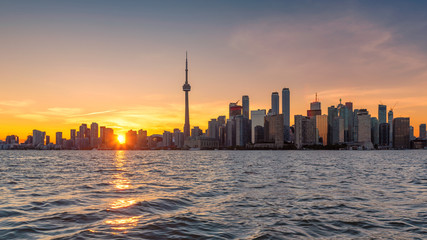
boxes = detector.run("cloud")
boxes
[229,15,427,86]
[16,114,48,122]
[0,100,33,107]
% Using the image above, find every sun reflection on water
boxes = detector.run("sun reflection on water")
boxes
[106,151,141,232]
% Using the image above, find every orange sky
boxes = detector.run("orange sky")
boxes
[1,1,427,140]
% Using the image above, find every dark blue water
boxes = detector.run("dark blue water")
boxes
[0,150,426,239]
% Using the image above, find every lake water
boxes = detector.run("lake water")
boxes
[0,150,426,239]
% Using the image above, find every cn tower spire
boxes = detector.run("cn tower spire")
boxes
[183,52,191,139]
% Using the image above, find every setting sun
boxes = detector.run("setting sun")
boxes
[117,135,125,144]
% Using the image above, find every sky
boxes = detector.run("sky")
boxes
[1,0,427,140]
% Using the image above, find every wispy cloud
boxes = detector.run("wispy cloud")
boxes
[0,100,33,107]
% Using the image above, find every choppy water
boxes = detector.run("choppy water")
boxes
[0,150,426,239]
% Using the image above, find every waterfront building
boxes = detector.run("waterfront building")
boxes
[271,92,279,115]
[56,132,63,145]
[126,130,138,149]
[357,109,372,146]
[393,117,410,149]
[242,95,249,119]
[208,119,219,140]
[172,129,184,148]
[333,117,344,144]
[307,93,321,117]
[316,115,328,146]
[229,102,242,118]
[226,119,236,147]
[254,126,264,143]
[388,110,393,147]
[345,102,354,142]
[282,88,290,142]
[420,124,426,139]
[45,135,50,145]
[264,114,284,148]
[379,123,390,146]
[162,131,173,148]
[295,115,316,149]
[183,52,191,139]
[327,106,338,145]
[90,122,99,148]
[32,130,46,147]
[191,126,203,138]
[353,109,359,142]
[70,129,76,146]
[138,129,148,148]
[371,117,379,146]
[410,126,415,141]
[235,115,250,147]
[378,104,387,124]
[251,109,266,144]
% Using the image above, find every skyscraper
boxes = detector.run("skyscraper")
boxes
[32,129,46,147]
[271,92,279,115]
[90,122,98,148]
[251,109,266,144]
[357,109,371,145]
[307,93,321,117]
[393,117,410,149]
[420,124,426,139]
[282,88,290,142]
[316,115,328,146]
[242,95,249,119]
[56,132,63,145]
[388,110,393,147]
[378,104,387,124]
[183,52,191,139]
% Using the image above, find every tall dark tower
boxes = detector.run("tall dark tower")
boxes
[183,52,191,138]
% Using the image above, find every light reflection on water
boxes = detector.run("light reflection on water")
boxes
[0,150,426,239]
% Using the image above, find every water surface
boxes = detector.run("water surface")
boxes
[0,150,426,239]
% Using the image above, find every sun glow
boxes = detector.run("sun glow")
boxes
[117,135,125,144]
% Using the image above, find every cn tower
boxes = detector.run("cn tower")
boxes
[183,52,191,138]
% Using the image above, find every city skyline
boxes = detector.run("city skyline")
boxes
[1,1,427,139]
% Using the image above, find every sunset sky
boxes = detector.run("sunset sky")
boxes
[1,0,427,140]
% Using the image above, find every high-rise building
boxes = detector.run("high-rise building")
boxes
[378,104,387,124]
[242,95,249,119]
[191,126,203,138]
[90,122,99,148]
[264,114,284,148]
[162,131,173,148]
[409,126,415,141]
[251,109,266,144]
[393,118,410,149]
[183,52,191,139]
[254,126,264,143]
[307,93,321,117]
[70,129,76,146]
[138,129,148,148]
[271,92,279,115]
[388,110,393,147]
[295,115,316,149]
[345,102,354,142]
[56,132,63,145]
[226,119,236,147]
[229,102,242,118]
[172,129,184,148]
[327,106,338,145]
[45,135,50,145]
[208,119,219,139]
[316,115,328,146]
[235,115,250,147]
[357,109,371,145]
[371,117,379,146]
[32,130,46,147]
[379,123,390,147]
[282,88,290,142]
[126,130,138,149]
[353,109,359,142]
[420,124,426,139]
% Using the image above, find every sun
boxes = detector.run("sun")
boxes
[117,135,125,144]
